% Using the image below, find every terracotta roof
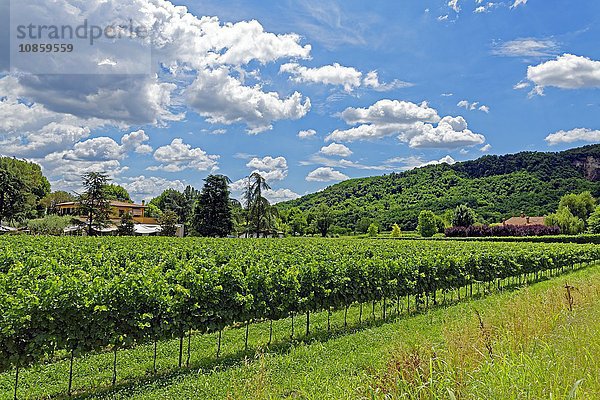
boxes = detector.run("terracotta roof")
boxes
[503,216,546,226]
[109,201,146,208]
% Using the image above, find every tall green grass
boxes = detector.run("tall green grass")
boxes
[368,267,600,399]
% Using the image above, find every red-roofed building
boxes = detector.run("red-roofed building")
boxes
[55,201,184,237]
[503,213,546,226]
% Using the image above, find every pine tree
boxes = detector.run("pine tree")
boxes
[78,172,111,236]
[193,175,233,237]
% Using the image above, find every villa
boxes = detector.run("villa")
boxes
[56,200,184,237]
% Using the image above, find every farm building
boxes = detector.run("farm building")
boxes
[502,213,546,226]
[56,200,184,237]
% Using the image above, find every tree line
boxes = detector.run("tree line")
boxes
[419,191,600,238]
[64,171,337,238]
[5,152,600,238]
[0,156,338,237]
[278,145,600,231]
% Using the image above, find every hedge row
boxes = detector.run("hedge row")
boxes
[445,224,561,237]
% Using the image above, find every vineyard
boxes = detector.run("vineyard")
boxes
[1,236,599,399]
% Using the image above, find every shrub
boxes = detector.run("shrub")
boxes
[367,223,379,237]
[418,210,438,238]
[390,223,402,238]
[26,215,74,235]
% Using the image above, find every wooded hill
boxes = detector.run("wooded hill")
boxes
[278,145,600,231]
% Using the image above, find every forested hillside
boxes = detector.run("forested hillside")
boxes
[279,145,600,230]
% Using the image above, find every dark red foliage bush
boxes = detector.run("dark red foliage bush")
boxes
[445,224,560,237]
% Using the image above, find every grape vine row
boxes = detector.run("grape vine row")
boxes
[1,236,598,397]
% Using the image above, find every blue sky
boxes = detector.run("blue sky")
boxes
[1,0,600,202]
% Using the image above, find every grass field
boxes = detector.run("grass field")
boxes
[1,260,599,399]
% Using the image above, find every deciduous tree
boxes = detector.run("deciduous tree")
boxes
[587,206,600,234]
[545,207,585,235]
[104,184,131,202]
[150,189,192,227]
[158,210,179,236]
[418,210,438,237]
[314,204,333,237]
[367,223,379,237]
[40,191,75,215]
[0,157,50,225]
[558,192,596,223]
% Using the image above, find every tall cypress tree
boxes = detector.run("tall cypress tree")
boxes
[193,175,233,237]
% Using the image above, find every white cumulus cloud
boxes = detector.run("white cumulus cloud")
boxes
[306,167,349,182]
[419,155,456,167]
[298,129,317,139]
[457,100,490,113]
[149,138,219,172]
[120,175,187,202]
[339,99,440,126]
[526,54,600,95]
[320,143,353,157]
[280,63,409,92]
[545,128,600,145]
[62,130,152,162]
[263,188,300,204]
[326,99,485,149]
[280,62,363,92]
[246,156,288,181]
[121,130,153,154]
[448,0,460,12]
[384,155,456,170]
[406,116,485,149]
[185,66,311,134]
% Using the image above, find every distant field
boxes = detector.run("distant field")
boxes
[1,237,599,399]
